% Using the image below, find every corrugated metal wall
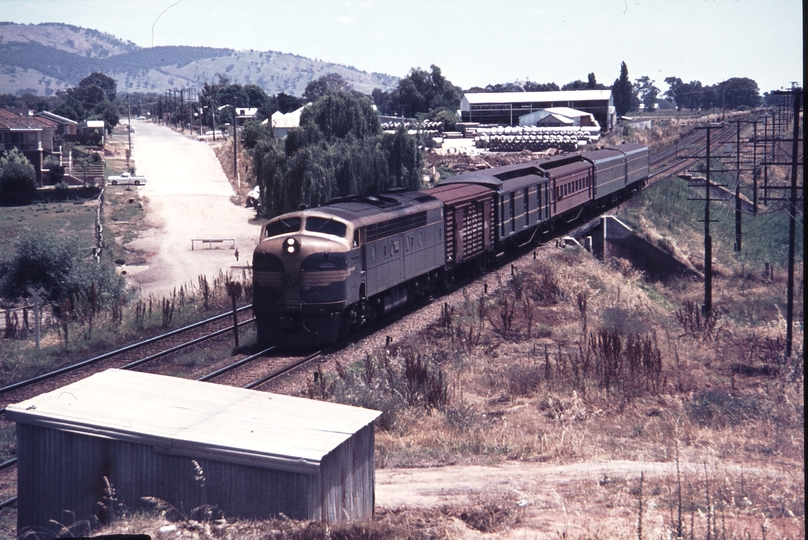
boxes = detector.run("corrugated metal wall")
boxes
[317,423,376,521]
[17,421,376,535]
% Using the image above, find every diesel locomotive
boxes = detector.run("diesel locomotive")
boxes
[252,143,649,347]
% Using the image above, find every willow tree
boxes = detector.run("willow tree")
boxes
[252,90,422,217]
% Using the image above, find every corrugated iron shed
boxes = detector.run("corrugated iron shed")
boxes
[7,369,381,535]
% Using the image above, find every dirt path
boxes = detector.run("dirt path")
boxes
[121,121,261,298]
[374,459,798,538]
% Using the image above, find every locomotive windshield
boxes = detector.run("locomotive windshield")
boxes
[264,217,301,238]
[305,217,347,239]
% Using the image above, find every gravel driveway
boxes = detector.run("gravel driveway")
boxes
[122,122,261,298]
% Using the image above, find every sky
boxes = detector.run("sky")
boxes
[1,0,803,95]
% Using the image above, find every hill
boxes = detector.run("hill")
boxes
[0,22,398,96]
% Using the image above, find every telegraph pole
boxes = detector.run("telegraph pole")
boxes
[734,121,742,252]
[772,87,804,358]
[704,126,713,313]
[233,104,238,184]
[752,120,758,213]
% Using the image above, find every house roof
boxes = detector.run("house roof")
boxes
[6,369,381,474]
[235,107,258,118]
[270,104,310,129]
[36,111,78,126]
[0,109,43,131]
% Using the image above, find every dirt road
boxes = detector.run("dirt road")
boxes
[122,121,261,297]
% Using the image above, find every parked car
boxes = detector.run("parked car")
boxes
[107,172,147,186]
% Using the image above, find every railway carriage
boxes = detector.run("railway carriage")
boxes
[442,162,553,251]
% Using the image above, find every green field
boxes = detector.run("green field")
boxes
[0,200,99,266]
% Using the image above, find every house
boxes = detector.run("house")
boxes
[35,111,78,137]
[266,104,310,137]
[7,369,382,536]
[0,109,59,185]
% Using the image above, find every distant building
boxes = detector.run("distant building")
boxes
[460,90,615,131]
[265,104,310,137]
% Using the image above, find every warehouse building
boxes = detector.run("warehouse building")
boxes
[460,89,615,131]
[7,369,381,536]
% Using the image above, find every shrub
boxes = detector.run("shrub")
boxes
[0,147,37,205]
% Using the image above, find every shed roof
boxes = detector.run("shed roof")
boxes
[6,369,381,474]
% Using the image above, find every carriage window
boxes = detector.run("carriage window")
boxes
[306,217,348,238]
[264,217,301,238]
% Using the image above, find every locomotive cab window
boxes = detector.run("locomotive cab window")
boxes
[264,217,301,238]
[353,230,360,247]
[305,217,348,239]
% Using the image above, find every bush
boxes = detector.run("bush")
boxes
[0,147,37,205]
[686,390,761,428]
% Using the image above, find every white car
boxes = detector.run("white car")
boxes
[107,172,147,186]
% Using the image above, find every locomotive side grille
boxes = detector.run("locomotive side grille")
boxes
[366,212,428,243]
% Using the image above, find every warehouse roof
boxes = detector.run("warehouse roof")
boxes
[6,369,381,474]
[462,90,612,107]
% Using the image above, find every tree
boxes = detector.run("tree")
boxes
[0,148,37,205]
[0,232,128,343]
[722,78,760,109]
[374,65,463,117]
[79,72,117,102]
[612,61,634,116]
[522,81,560,92]
[53,92,86,122]
[241,119,272,149]
[252,90,422,217]
[100,103,121,134]
[562,80,588,91]
[303,73,353,101]
[634,76,660,111]
[664,77,704,111]
[276,92,305,113]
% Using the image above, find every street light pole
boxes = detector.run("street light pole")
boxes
[233,104,238,186]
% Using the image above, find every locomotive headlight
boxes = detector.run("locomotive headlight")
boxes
[284,237,298,254]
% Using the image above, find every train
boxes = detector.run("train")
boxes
[252,143,649,347]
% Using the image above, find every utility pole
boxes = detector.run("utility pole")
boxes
[752,120,758,213]
[233,104,239,184]
[127,94,132,169]
[689,124,724,315]
[772,88,804,358]
[704,126,713,314]
[734,121,742,252]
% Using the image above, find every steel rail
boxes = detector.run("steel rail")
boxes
[0,305,253,395]
[118,318,256,371]
[197,345,277,382]
[243,351,323,390]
